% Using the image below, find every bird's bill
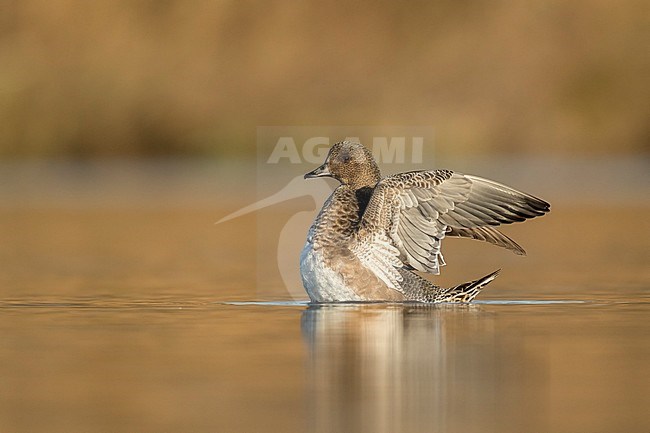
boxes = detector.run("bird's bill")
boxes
[304,163,331,179]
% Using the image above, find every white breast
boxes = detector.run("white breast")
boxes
[300,242,364,302]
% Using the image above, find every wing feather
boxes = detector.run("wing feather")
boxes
[353,170,550,287]
[446,226,527,255]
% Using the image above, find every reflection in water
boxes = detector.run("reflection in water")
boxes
[302,304,547,433]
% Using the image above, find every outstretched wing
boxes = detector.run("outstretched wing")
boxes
[352,170,550,289]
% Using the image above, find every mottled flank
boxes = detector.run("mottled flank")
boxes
[301,141,550,303]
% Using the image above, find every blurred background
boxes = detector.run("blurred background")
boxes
[2,0,648,296]
[0,0,648,158]
[1,3,649,433]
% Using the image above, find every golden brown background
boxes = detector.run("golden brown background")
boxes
[1,3,649,433]
[1,0,648,158]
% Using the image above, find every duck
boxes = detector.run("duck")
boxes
[300,141,550,303]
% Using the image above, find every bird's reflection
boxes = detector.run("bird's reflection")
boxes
[301,304,547,433]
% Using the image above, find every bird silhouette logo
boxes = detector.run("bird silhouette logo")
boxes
[216,130,433,299]
[216,175,333,299]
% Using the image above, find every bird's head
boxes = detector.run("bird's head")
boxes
[304,141,381,189]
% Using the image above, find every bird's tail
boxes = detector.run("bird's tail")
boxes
[439,269,501,303]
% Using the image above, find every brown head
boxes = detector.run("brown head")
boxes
[304,141,381,189]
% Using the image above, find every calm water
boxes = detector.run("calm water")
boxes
[0,159,648,433]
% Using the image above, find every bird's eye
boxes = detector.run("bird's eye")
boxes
[341,154,351,163]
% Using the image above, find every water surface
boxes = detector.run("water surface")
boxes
[0,160,648,433]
